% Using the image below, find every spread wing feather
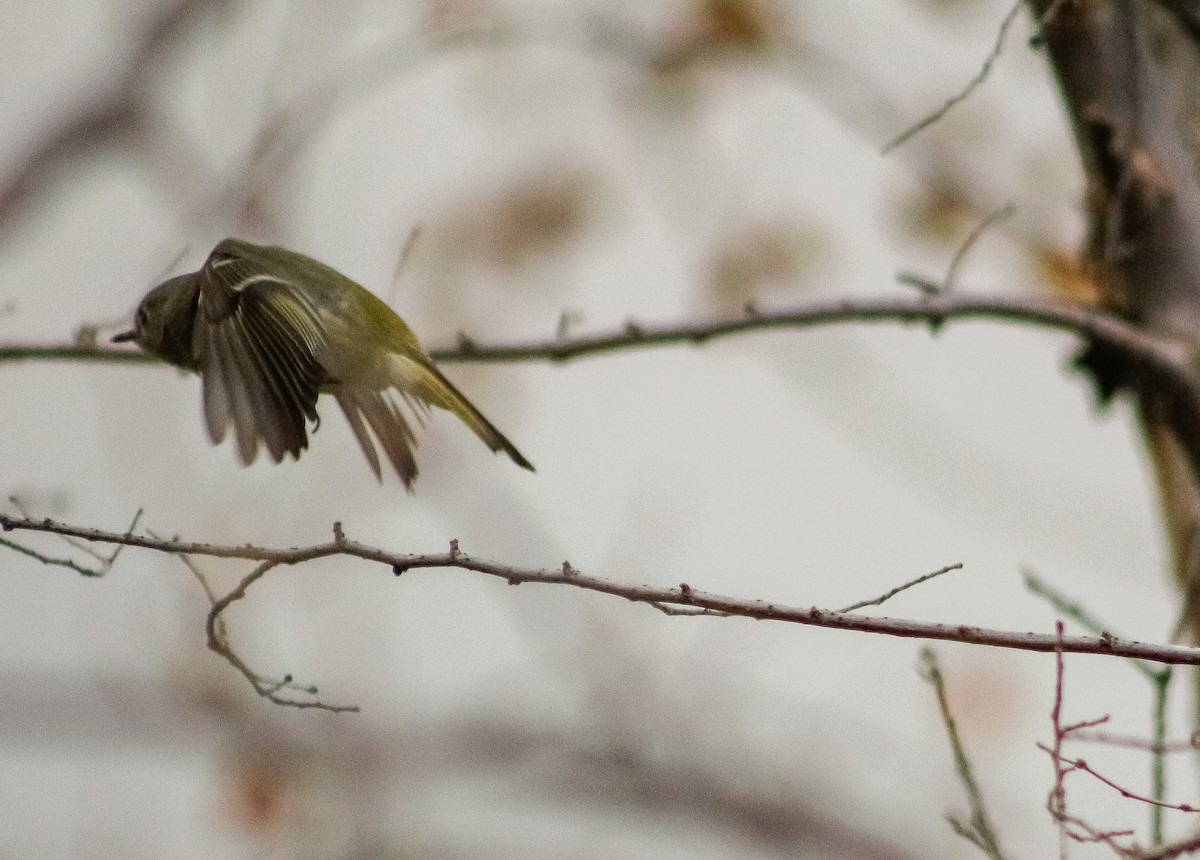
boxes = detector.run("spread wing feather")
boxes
[188,238,532,484]
[195,251,324,464]
[334,388,420,488]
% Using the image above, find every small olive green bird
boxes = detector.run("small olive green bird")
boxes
[114,238,534,489]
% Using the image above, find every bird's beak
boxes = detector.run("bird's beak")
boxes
[112,330,136,344]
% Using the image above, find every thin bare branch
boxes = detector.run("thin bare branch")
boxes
[1070,730,1199,755]
[944,204,1016,292]
[0,536,106,578]
[2,289,1189,381]
[650,601,731,617]
[1027,569,1178,846]
[4,514,1200,669]
[838,562,963,613]
[0,504,143,577]
[1038,743,1199,813]
[881,0,1024,154]
[1024,568,1166,682]
[921,649,1012,860]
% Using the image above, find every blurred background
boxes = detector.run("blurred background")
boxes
[0,0,1185,857]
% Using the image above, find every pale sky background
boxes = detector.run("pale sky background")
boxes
[0,1,1186,858]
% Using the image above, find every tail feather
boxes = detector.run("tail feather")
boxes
[333,391,382,481]
[416,362,535,472]
[334,388,420,489]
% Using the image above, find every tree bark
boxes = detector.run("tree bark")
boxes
[1032,0,1200,640]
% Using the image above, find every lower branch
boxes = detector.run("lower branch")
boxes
[4,514,1200,670]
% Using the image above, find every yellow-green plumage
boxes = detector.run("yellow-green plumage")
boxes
[115,238,534,489]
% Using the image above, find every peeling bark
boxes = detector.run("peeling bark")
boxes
[1033,0,1200,638]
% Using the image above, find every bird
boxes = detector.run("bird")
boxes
[113,237,534,489]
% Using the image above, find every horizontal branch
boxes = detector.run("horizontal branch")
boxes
[439,290,1182,365]
[4,513,1199,667]
[0,290,1188,372]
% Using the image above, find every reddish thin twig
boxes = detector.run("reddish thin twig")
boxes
[1039,743,1199,813]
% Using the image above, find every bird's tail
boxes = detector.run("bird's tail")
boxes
[334,356,534,487]
[333,387,420,489]
[414,359,535,473]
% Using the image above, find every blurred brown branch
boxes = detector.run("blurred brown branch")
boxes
[0,0,229,233]
[921,648,1012,860]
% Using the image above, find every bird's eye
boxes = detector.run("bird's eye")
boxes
[135,306,149,330]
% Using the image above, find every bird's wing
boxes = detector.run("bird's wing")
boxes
[193,241,325,465]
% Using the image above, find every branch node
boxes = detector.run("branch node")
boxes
[332,521,346,546]
[448,538,460,559]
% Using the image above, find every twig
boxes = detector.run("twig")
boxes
[650,601,731,617]
[1047,621,1076,858]
[1024,569,1116,637]
[1026,570,1177,842]
[921,649,1011,860]
[944,204,1016,292]
[1038,743,1198,813]
[0,536,107,578]
[839,562,963,613]
[1070,730,1198,755]
[1024,569,1163,682]
[1148,667,1174,845]
[1039,622,1186,858]
[0,505,143,577]
[882,0,1024,154]
[202,555,348,712]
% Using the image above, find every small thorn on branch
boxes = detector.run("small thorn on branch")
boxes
[556,310,583,339]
